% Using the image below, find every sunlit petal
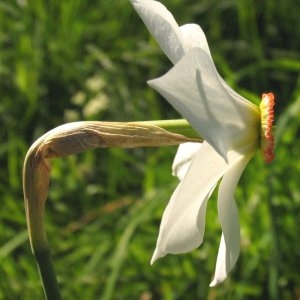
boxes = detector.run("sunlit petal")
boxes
[131,1,258,115]
[130,0,186,64]
[151,183,213,264]
[180,24,212,56]
[172,142,201,180]
[210,154,253,286]
[151,143,245,263]
[180,24,258,111]
[149,48,259,159]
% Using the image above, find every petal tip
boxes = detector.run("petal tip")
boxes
[150,248,164,265]
[209,273,227,287]
[211,141,229,164]
[147,78,160,89]
[209,279,220,287]
[150,249,161,266]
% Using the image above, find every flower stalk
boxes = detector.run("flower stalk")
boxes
[23,119,201,299]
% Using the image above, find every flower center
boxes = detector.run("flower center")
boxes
[259,93,275,163]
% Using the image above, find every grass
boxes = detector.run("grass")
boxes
[0,0,299,299]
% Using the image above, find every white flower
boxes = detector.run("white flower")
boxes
[130,0,275,286]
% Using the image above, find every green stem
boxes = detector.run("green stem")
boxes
[35,249,61,300]
[137,119,202,141]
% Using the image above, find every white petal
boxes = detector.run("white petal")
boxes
[180,24,212,56]
[130,0,186,64]
[131,0,258,113]
[151,143,245,264]
[148,48,260,160]
[172,142,201,180]
[210,154,253,286]
[179,24,258,111]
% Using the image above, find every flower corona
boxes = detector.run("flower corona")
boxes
[260,92,275,163]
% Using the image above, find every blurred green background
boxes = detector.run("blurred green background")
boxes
[0,0,299,299]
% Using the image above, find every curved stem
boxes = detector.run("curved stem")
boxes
[23,142,61,299]
[23,119,202,299]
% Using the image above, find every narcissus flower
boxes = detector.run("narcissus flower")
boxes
[131,0,275,286]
